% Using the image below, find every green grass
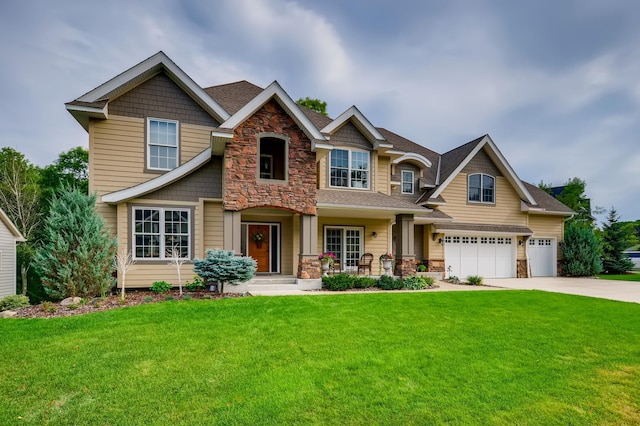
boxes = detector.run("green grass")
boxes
[1,291,639,425]
[598,272,640,282]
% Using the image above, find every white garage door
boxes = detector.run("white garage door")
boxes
[444,236,515,279]
[528,238,556,277]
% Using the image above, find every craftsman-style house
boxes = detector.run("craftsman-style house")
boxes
[66,52,573,292]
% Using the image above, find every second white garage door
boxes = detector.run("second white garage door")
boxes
[528,238,557,277]
[444,235,516,279]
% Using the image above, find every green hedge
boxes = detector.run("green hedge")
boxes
[322,274,436,291]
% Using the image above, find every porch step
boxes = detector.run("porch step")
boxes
[246,276,299,293]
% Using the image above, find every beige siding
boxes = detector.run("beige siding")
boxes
[424,224,444,259]
[180,124,214,163]
[528,215,564,239]
[318,156,327,189]
[377,156,390,195]
[203,201,224,254]
[439,174,527,225]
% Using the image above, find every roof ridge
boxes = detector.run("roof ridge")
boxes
[203,80,264,91]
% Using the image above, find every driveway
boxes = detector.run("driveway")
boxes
[483,277,640,304]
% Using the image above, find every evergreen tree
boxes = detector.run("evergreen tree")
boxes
[35,187,117,299]
[561,221,602,276]
[601,208,635,274]
[193,249,256,293]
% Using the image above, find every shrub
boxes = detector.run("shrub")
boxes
[150,281,172,294]
[403,275,433,290]
[376,275,404,290]
[0,294,30,311]
[165,296,175,301]
[185,275,205,292]
[143,296,154,303]
[322,273,355,291]
[354,276,377,289]
[467,275,483,285]
[417,264,427,272]
[182,294,192,301]
[35,187,117,299]
[193,249,257,293]
[41,301,56,313]
[562,222,603,276]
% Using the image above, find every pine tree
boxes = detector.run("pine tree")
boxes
[601,208,635,274]
[193,249,256,293]
[35,187,117,299]
[561,221,602,276]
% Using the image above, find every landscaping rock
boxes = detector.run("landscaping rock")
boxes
[0,310,17,318]
[60,297,82,306]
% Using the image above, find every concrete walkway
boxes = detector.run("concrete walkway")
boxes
[483,277,640,304]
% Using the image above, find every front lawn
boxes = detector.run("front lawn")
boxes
[1,292,639,425]
[598,272,640,282]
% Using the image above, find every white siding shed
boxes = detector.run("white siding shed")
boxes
[0,208,26,298]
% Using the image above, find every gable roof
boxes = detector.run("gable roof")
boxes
[429,134,537,205]
[66,51,230,130]
[219,81,326,145]
[0,208,26,242]
[521,182,575,215]
[321,106,388,149]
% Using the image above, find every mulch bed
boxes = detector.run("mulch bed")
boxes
[12,290,243,319]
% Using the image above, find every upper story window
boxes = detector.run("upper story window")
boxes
[468,173,495,203]
[401,170,414,194]
[258,136,287,181]
[148,118,179,171]
[133,207,190,260]
[330,149,369,189]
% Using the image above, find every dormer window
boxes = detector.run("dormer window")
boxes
[258,136,287,181]
[147,118,179,171]
[402,170,414,194]
[330,149,369,189]
[468,173,494,203]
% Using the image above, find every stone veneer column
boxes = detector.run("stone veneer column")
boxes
[394,214,416,277]
[298,214,320,279]
[223,211,242,255]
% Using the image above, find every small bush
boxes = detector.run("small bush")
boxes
[182,294,192,301]
[467,275,483,285]
[203,295,212,300]
[354,276,377,289]
[376,275,404,290]
[185,276,206,292]
[143,296,154,303]
[417,264,427,272]
[165,295,175,301]
[402,275,434,290]
[41,301,56,313]
[322,273,356,291]
[67,304,79,310]
[150,281,172,293]
[0,294,30,311]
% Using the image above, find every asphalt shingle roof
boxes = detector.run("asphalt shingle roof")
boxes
[522,182,575,214]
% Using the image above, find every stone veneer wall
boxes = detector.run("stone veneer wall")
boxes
[427,259,445,273]
[298,257,321,279]
[517,259,528,278]
[224,100,316,215]
[395,258,416,277]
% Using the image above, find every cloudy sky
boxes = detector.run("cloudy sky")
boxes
[1,0,639,222]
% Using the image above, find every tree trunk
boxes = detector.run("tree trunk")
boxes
[20,264,28,296]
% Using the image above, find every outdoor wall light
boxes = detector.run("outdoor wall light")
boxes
[372,231,378,238]
[438,238,443,244]
[518,239,524,246]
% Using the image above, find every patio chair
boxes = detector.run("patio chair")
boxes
[357,253,374,275]
[330,258,342,274]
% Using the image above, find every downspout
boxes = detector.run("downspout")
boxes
[524,236,531,278]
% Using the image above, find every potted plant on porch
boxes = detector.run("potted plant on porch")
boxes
[318,252,336,276]
[379,253,394,276]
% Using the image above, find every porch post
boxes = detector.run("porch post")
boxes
[223,210,242,255]
[298,214,320,279]
[395,214,416,277]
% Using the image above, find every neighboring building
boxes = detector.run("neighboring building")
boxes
[65,52,573,292]
[0,208,26,298]
[623,245,640,269]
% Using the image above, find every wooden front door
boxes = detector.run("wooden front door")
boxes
[248,225,270,273]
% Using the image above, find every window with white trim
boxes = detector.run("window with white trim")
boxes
[401,170,414,194]
[258,136,287,180]
[147,118,178,170]
[133,207,190,259]
[330,149,370,189]
[468,173,495,203]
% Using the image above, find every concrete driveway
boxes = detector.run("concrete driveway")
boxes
[483,277,640,304]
